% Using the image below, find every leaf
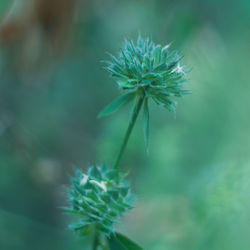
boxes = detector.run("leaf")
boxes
[116,233,143,250]
[98,92,135,118]
[108,232,143,250]
[105,67,127,79]
[108,235,127,250]
[88,166,102,180]
[107,52,123,67]
[153,45,162,66]
[143,98,149,152]
[153,96,176,114]
[68,220,94,236]
[61,207,84,216]
[69,221,91,231]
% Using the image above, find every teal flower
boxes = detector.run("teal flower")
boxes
[63,165,134,236]
[103,36,190,114]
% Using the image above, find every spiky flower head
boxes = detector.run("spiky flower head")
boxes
[104,36,190,113]
[63,165,134,236]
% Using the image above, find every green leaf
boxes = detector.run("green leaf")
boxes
[143,98,149,152]
[88,166,102,180]
[69,220,94,236]
[108,232,143,250]
[153,45,162,66]
[116,233,143,250]
[69,221,91,231]
[61,207,84,216]
[108,235,127,250]
[98,92,135,118]
[153,96,176,114]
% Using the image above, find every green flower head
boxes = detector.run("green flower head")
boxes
[64,165,134,236]
[104,36,190,113]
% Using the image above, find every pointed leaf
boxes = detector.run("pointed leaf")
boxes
[98,92,135,118]
[108,234,127,250]
[108,232,143,250]
[116,233,143,250]
[88,166,102,180]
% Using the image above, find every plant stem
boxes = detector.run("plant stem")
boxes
[92,228,99,250]
[114,90,145,170]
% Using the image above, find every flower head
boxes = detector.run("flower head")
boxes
[64,165,134,236]
[104,36,190,113]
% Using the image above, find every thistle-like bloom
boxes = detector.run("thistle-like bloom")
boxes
[64,165,134,236]
[104,36,190,113]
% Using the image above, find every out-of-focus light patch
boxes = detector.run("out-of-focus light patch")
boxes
[0,114,12,136]
[204,161,250,216]
[33,158,61,184]
[119,196,197,247]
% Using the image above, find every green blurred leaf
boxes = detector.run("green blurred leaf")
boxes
[108,236,126,250]
[98,92,135,118]
[108,232,143,250]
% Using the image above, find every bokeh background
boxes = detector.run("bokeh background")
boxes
[0,0,250,249]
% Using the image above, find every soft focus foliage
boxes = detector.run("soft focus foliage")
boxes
[1,0,250,250]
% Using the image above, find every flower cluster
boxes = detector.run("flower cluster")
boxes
[64,165,134,236]
[105,36,190,113]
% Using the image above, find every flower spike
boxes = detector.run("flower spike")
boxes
[100,36,190,116]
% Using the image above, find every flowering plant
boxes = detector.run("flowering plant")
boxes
[63,36,190,250]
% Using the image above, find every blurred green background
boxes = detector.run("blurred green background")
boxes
[0,0,250,249]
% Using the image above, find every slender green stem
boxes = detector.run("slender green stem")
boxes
[114,90,145,170]
[92,228,99,250]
